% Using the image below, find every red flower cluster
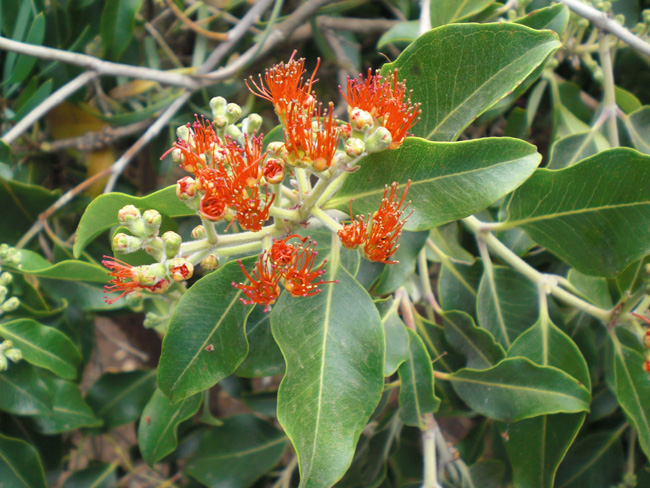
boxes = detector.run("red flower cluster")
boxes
[165,117,273,232]
[233,235,336,311]
[102,256,170,304]
[341,69,421,149]
[338,181,412,264]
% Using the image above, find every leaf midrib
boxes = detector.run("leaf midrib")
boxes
[450,374,586,402]
[97,371,154,416]
[0,323,74,373]
[508,200,650,227]
[191,436,287,462]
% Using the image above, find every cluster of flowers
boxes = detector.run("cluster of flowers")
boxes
[0,244,20,317]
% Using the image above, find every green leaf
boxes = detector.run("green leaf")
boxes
[10,13,45,85]
[556,428,625,488]
[377,21,418,49]
[567,269,613,309]
[615,86,642,114]
[73,185,195,257]
[468,460,506,488]
[438,260,481,317]
[0,177,59,245]
[0,319,82,380]
[0,433,47,488]
[443,310,504,369]
[373,231,428,295]
[548,131,608,170]
[33,377,103,434]
[448,357,590,422]
[235,305,284,378]
[184,414,288,488]
[327,137,541,232]
[158,258,253,403]
[62,463,118,488]
[398,329,440,428]
[376,298,409,376]
[382,23,560,141]
[0,362,52,416]
[477,266,539,349]
[427,223,474,265]
[430,0,494,27]
[100,0,143,59]
[506,148,650,276]
[624,106,650,154]
[271,256,384,488]
[514,3,570,35]
[85,370,156,429]
[6,250,109,283]
[610,330,650,461]
[1,0,31,94]
[13,79,53,121]
[138,389,202,466]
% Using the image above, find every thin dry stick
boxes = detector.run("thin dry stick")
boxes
[559,0,650,58]
[41,118,153,152]
[164,0,228,40]
[1,71,97,144]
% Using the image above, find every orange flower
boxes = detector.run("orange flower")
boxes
[234,187,275,232]
[233,254,282,312]
[247,52,319,115]
[337,202,367,249]
[283,240,336,297]
[341,69,420,149]
[163,116,222,173]
[102,257,169,304]
[269,234,306,267]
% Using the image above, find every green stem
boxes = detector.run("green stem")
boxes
[215,241,263,257]
[202,219,218,244]
[462,216,611,323]
[310,207,343,232]
[599,30,620,147]
[418,248,441,316]
[294,167,311,200]
[269,206,301,221]
[422,413,441,488]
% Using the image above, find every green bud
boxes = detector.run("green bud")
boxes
[117,205,146,237]
[242,114,262,135]
[176,124,190,143]
[577,18,589,28]
[0,245,21,266]
[225,103,242,124]
[191,225,206,240]
[1,340,13,351]
[112,233,143,254]
[0,272,12,286]
[345,137,366,158]
[214,114,229,130]
[2,297,19,312]
[365,127,392,153]
[209,96,227,117]
[134,266,157,287]
[226,124,243,141]
[168,258,194,282]
[0,286,7,303]
[5,347,22,363]
[614,14,625,25]
[142,209,162,236]
[0,355,7,372]
[162,231,182,258]
[201,254,219,271]
[349,108,374,132]
[172,148,183,164]
[643,9,650,24]
[125,292,144,310]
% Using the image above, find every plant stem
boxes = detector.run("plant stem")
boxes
[462,216,611,323]
[422,413,441,488]
[598,30,619,147]
[418,248,441,317]
[269,206,301,221]
[203,219,218,244]
[310,207,342,232]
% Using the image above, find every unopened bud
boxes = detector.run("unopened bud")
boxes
[1,340,12,351]
[614,14,625,25]
[191,225,206,240]
[242,114,262,135]
[118,205,146,237]
[134,266,158,287]
[162,231,182,258]
[644,360,650,373]
[1,297,19,312]
[263,158,285,184]
[143,312,165,329]
[176,176,198,201]
[0,355,7,371]
[125,292,144,309]
[226,124,243,141]
[176,124,190,143]
[172,148,183,164]
[644,9,650,24]
[349,108,374,131]
[577,18,589,29]
[151,278,171,294]
[142,209,162,236]
[225,103,242,124]
[214,114,229,129]
[112,233,143,254]
[345,138,366,158]
[365,126,392,153]
[209,96,227,117]
[0,272,11,286]
[0,286,6,303]
[5,347,21,363]
[201,254,219,271]
[168,258,194,282]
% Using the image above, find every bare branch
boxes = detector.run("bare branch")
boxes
[41,119,153,152]
[559,0,650,58]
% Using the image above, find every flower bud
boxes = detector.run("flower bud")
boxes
[118,205,146,237]
[644,9,650,24]
[644,330,650,349]
[263,158,285,184]
[349,108,374,131]
[0,286,6,303]
[176,176,198,201]
[125,292,144,309]
[1,340,12,351]
[226,124,243,141]
[5,347,21,363]
[365,126,393,153]
[345,137,366,158]
[0,355,7,372]
[201,254,219,271]
[151,278,171,294]
[168,258,194,282]
[191,225,206,240]
[1,297,19,312]
[133,266,158,287]
[225,103,242,124]
[644,360,650,373]
[209,96,227,117]
[0,272,12,286]
[162,231,182,258]
[143,312,165,329]
[242,114,262,135]
[214,114,229,130]
[176,124,190,144]
[172,148,183,164]
[142,209,162,236]
[112,233,143,254]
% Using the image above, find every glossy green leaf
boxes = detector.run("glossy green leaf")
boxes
[610,330,650,461]
[13,79,53,121]
[6,250,108,283]
[1,0,31,93]
[438,260,481,317]
[235,305,284,378]
[184,414,288,488]
[615,86,642,114]
[100,0,143,59]
[507,148,650,276]
[34,377,102,434]
[477,266,539,348]
[548,131,608,170]
[158,258,254,403]
[398,329,440,428]
[377,298,409,376]
[443,310,504,369]
[567,269,613,309]
[515,3,569,34]
[0,177,59,245]
[382,23,560,141]
[377,21,418,49]
[10,13,45,85]
[427,223,474,265]
[624,106,650,154]
[0,362,52,416]
[327,137,540,231]
[86,370,156,429]
[0,319,82,380]
[73,185,195,257]
[503,310,590,488]
[556,428,625,488]
[373,231,427,295]
[468,460,506,488]
[271,256,384,488]
[430,0,494,27]
[448,357,590,422]
[138,389,202,466]
[0,433,47,488]
[62,463,118,488]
